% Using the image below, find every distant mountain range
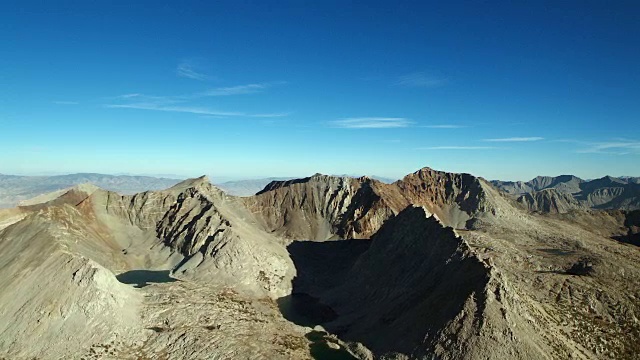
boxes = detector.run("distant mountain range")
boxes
[216,177,293,197]
[491,175,640,212]
[0,173,182,208]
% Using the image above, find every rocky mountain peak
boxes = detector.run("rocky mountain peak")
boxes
[167,175,210,192]
[408,166,442,178]
[256,173,354,195]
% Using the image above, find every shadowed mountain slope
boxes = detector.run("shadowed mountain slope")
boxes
[320,206,544,359]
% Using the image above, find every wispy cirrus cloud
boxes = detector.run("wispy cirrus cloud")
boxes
[418,146,499,150]
[112,82,281,103]
[483,137,544,142]
[177,60,212,81]
[574,139,640,155]
[106,103,243,116]
[396,72,447,88]
[421,124,466,129]
[105,103,288,118]
[105,79,288,118]
[52,101,79,105]
[251,112,292,118]
[115,93,141,99]
[110,93,182,104]
[330,117,413,129]
[201,83,268,96]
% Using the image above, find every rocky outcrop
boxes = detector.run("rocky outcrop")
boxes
[612,210,640,246]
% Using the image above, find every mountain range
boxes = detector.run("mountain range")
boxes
[492,175,640,213]
[0,173,182,209]
[4,172,638,213]
[0,173,398,208]
[0,166,638,359]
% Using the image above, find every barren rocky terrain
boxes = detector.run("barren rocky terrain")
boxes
[0,167,638,359]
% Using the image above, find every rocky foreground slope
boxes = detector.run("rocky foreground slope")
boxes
[0,167,638,359]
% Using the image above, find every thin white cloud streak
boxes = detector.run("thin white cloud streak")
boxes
[111,93,183,104]
[177,62,211,81]
[52,101,79,105]
[422,124,466,129]
[549,138,639,155]
[201,84,267,96]
[252,112,292,118]
[483,137,544,142]
[113,82,280,102]
[106,103,243,116]
[105,103,288,118]
[418,146,499,150]
[575,140,640,155]
[396,72,447,88]
[199,115,228,119]
[115,93,141,99]
[330,117,413,129]
[106,82,288,118]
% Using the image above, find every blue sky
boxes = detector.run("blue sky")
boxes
[1,1,638,181]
